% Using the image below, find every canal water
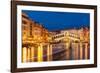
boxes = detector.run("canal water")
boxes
[52,42,90,61]
[22,42,90,62]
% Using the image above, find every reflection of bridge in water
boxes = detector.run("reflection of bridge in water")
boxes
[22,32,90,62]
[51,42,89,61]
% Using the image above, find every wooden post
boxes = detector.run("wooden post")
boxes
[30,47,34,62]
[49,45,52,61]
[85,43,88,59]
[38,44,43,62]
[75,43,79,60]
[65,42,70,60]
[47,44,50,61]
[22,47,27,63]
[27,47,31,62]
[80,43,83,59]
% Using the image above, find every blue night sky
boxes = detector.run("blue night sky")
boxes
[22,10,90,31]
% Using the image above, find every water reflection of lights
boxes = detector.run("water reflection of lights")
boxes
[22,42,89,62]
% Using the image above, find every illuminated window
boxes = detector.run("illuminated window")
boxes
[23,25,26,30]
[22,20,27,24]
[30,23,32,36]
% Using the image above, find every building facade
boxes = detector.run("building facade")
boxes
[22,13,52,62]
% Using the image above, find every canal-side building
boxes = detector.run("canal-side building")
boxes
[22,13,52,62]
